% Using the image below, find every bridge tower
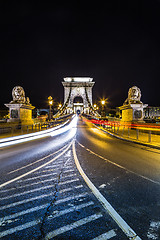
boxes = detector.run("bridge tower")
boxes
[60,77,96,115]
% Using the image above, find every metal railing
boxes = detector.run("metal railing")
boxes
[83,115,160,146]
[99,120,160,145]
[0,114,74,139]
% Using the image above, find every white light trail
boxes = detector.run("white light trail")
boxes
[0,115,78,148]
[0,140,72,188]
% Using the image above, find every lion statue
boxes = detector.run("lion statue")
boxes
[26,97,30,104]
[124,86,142,105]
[11,86,26,103]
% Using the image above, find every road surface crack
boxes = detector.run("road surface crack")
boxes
[38,155,71,239]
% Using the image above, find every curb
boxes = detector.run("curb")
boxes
[95,125,160,151]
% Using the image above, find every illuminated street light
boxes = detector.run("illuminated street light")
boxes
[49,100,53,105]
[58,104,62,109]
[58,103,62,114]
[48,96,53,121]
[101,100,105,105]
[101,99,107,118]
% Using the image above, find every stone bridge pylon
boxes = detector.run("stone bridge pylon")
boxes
[55,77,99,117]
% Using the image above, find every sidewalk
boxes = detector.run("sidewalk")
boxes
[98,124,160,150]
[0,122,61,139]
[82,116,160,150]
[0,125,43,139]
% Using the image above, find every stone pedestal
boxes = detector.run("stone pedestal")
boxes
[120,103,148,122]
[5,103,35,125]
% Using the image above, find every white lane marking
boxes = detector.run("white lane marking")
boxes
[147,221,160,240]
[61,173,77,178]
[0,218,19,226]
[63,169,74,173]
[0,211,101,239]
[0,193,88,237]
[59,185,83,193]
[0,186,84,222]
[8,145,67,174]
[45,213,103,239]
[59,178,79,185]
[75,185,83,188]
[17,172,57,183]
[40,169,57,173]
[47,201,94,220]
[0,176,79,195]
[45,165,61,169]
[64,166,73,169]
[0,141,72,189]
[64,162,73,166]
[77,141,160,186]
[0,184,55,200]
[64,158,72,165]
[55,193,88,205]
[0,192,54,210]
[1,177,58,190]
[92,229,117,240]
[0,219,41,238]
[72,140,142,240]
[0,192,88,210]
[0,204,48,223]
[65,150,72,157]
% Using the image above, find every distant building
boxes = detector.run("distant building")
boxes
[144,106,160,118]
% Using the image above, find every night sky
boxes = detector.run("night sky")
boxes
[0,1,160,109]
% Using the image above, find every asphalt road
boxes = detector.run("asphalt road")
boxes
[0,116,160,239]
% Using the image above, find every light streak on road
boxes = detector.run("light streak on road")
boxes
[0,115,78,148]
[50,115,78,137]
[0,140,73,188]
[83,117,160,131]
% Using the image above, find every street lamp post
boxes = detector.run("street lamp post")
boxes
[93,104,97,113]
[48,96,53,121]
[101,100,105,118]
[58,103,62,109]
[58,103,62,114]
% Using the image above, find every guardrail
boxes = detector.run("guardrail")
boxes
[0,115,77,148]
[82,115,160,146]
[100,121,160,143]
[0,114,74,139]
